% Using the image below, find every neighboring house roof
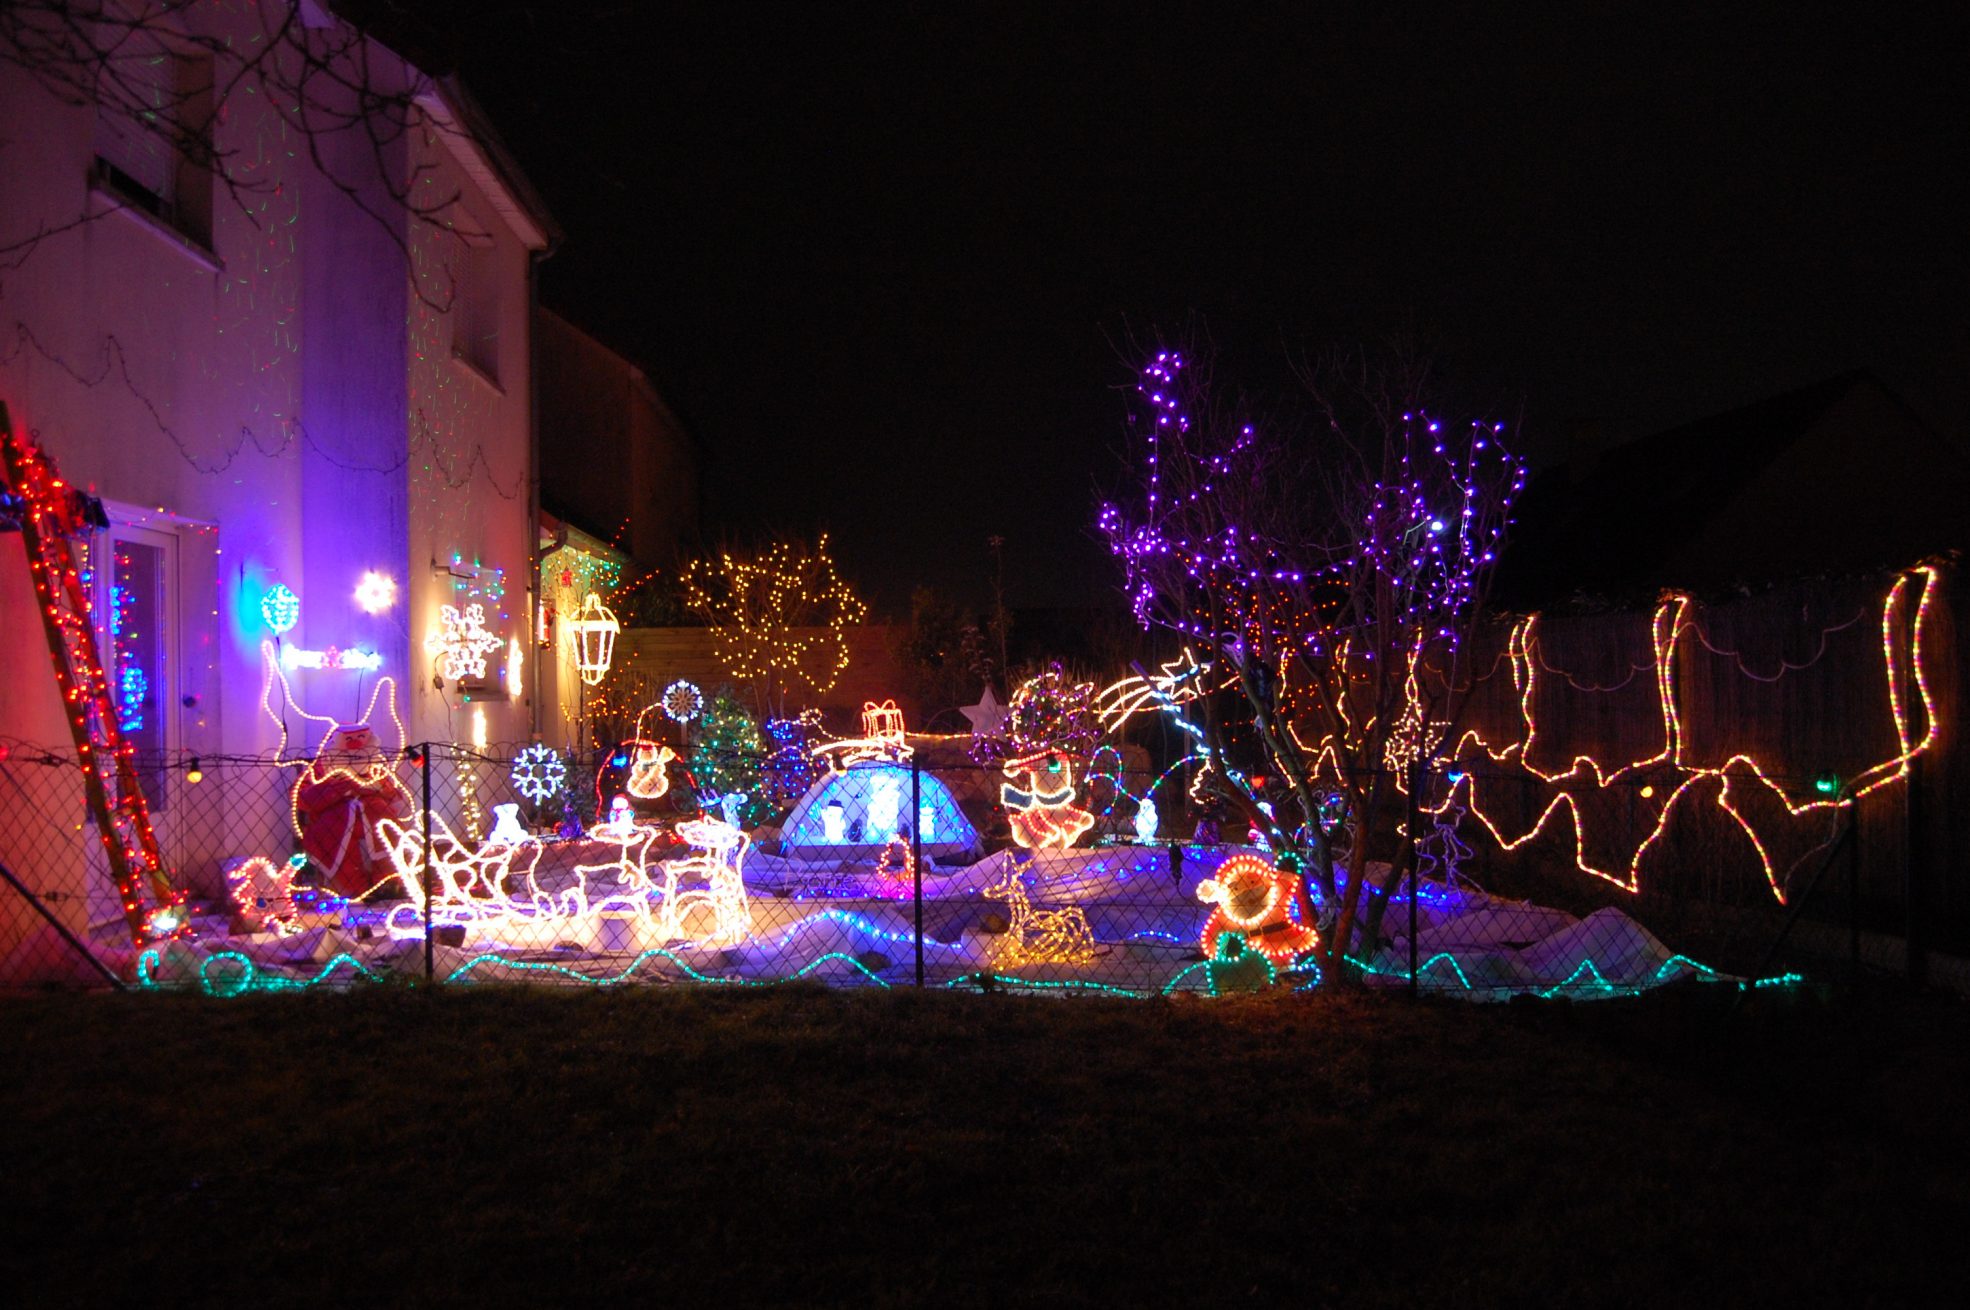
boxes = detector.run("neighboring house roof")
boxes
[1494,372,1970,609]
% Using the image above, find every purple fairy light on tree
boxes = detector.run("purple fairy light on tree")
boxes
[1097,336,1525,977]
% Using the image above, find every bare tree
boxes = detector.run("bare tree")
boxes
[1098,337,1524,976]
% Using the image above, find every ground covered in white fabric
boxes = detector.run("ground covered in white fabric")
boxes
[129,839,1739,1000]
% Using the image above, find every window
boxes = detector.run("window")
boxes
[91,24,214,250]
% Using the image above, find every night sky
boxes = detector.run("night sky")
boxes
[411,3,1968,616]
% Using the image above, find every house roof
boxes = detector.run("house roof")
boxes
[1493,372,1970,609]
[329,0,560,252]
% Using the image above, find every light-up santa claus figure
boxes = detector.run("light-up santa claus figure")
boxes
[294,722,414,897]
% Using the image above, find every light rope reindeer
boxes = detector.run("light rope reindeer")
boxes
[663,816,754,947]
[981,862,1099,966]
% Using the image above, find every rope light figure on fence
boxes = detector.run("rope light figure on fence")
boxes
[812,699,912,773]
[1421,565,1941,903]
[1001,750,1095,850]
[225,855,302,937]
[1195,854,1319,966]
[261,640,413,896]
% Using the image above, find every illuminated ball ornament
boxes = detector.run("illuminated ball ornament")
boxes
[353,571,398,614]
[261,583,300,635]
[510,743,567,805]
[662,679,704,724]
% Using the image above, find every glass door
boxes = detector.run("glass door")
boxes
[99,523,178,816]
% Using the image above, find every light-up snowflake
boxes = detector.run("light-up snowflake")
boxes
[425,603,502,681]
[662,679,704,723]
[510,743,567,805]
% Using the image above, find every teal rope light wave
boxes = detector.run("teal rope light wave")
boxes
[136,948,384,996]
[443,947,893,989]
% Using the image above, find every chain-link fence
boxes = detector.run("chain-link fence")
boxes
[4,731,1890,999]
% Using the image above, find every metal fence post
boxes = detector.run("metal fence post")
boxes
[911,753,924,987]
[421,742,434,984]
[1905,751,1928,988]
[1848,805,1861,989]
[1407,761,1420,998]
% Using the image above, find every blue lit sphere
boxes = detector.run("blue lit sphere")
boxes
[261,583,300,634]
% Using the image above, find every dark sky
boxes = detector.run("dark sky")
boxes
[409,2,1969,616]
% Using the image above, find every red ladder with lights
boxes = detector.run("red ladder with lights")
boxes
[0,404,182,944]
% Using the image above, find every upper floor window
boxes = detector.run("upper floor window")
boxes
[91,22,214,251]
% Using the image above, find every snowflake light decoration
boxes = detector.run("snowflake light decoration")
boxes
[662,679,704,723]
[425,603,502,681]
[510,743,567,805]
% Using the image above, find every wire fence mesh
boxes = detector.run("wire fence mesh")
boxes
[3,729,1913,998]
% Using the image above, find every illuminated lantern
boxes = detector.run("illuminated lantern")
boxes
[567,593,620,686]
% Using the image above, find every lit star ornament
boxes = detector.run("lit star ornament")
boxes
[960,686,1008,737]
[425,603,502,681]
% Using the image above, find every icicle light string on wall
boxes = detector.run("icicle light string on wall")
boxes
[0,326,522,497]
[1521,602,1871,692]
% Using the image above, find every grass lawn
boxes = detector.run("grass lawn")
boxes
[2,982,1964,1307]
